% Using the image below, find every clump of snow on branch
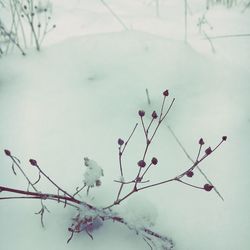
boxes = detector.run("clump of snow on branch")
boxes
[83,157,104,188]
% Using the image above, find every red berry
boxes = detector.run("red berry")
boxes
[4,149,11,156]
[151,157,158,165]
[186,171,194,177]
[199,138,205,145]
[138,110,145,117]
[137,160,146,168]
[222,136,227,141]
[152,111,158,119]
[29,159,37,166]
[204,184,214,191]
[205,147,212,155]
[118,138,124,146]
[163,90,169,96]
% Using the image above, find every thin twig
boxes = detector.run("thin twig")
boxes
[8,155,38,191]
[115,123,138,201]
[203,31,216,53]
[166,124,224,201]
[100,0,129,30]
[146,88,151,105]
[0,185,94,210]
[35,164,75,200]
[73,184,86,197]
[203,33,250,40]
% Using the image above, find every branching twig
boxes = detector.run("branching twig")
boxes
[166,124,224,201]
[104,90,226,210]
[1,89,227,250]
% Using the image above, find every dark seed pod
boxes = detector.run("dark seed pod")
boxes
[137,160,146,168]
[204,184,214,192]
[222,136,227,141]
[205,147,212,155]
[118,138,124,146]
[4,149,11,156]
[152,111,158,119]
[151,157,158,165]
[186,171,194,177]
[138,110,145,117]
[163,89,169,96]
[199,138,205,145]
[29,159,37,166]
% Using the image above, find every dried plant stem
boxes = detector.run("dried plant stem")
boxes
[106,132,225,209]
[10,155,37,191]
[106,95,178,209]
[155,0,159,17]
[115,123,138,201]
[184,0,188,43]
[166,124,224,201]
[73,184,86,197]
[146,88,151,105]
[34,164,75,199]
[100,0,129,30]
[203,31,216,53]
[205,33,250,39]
[11,0,27,48]
[0,185,94,210]
[0,185,174,248]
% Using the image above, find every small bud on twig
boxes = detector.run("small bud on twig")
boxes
[151,111,158,119]
[151,157,158,165]
[163,89,169,96]
[138,110,145,117]
[29,159,38,166]
[4,149,11,156]
[205,147,212,155]
[186,171,194,177]
[137,160,146,168]
[222,136,227,141]
[118,138,124,146]
[204,184,214,191]
[199,138,205,145]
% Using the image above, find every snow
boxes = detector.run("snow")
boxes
[121,195,158,228]
[83,157,104,188]
[1,0,250,250]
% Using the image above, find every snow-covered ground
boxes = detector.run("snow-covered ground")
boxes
[0,0,250,249]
